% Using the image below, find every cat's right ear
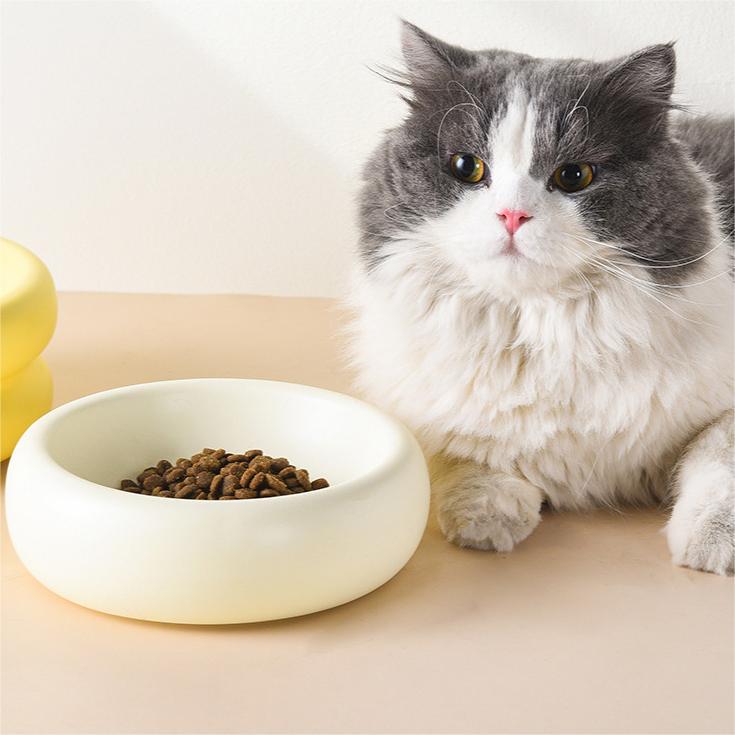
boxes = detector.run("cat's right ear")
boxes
[372,21,474,107]
[400,20,474,82]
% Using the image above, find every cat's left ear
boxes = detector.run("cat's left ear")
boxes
[600,44,677,132]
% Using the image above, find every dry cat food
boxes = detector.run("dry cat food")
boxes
[119,448,330,500]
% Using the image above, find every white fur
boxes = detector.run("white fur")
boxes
[667,410,734,575]
[431,457,543,551]
[348,89,734,570]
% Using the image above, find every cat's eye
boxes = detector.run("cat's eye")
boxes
[552,162,595,193]
[449,153,486,184]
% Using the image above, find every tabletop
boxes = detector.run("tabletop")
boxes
[2,292,733,734]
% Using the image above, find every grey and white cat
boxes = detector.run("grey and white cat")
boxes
[348,22,734,574]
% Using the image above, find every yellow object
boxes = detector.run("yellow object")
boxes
[1,238,57,377]
[1,238,57,460]
[1,357,53,460]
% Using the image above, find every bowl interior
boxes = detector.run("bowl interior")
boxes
[44,380,402,490]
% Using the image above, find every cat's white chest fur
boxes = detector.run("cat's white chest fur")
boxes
[348,245,733,510]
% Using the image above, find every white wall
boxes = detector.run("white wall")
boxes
[2,0,733,297]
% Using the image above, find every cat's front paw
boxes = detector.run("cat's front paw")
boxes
[667,497,734,576]
[433,462,543,552]
[667,411,734,576]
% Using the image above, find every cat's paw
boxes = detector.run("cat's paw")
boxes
[667,411,734,576]
[433,462,543,552]
[667,495,734,576]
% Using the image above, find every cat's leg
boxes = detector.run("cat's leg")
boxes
[666,409,734,576]
[432,456,544,552]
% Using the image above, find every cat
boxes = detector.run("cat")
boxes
[347,21,734,574]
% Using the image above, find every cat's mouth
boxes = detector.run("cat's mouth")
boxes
[500,239,522,257]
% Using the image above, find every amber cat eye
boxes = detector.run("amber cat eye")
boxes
[553,162,595,192]
[450,153,486,183]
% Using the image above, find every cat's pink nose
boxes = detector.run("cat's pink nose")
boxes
[497,208,532,235]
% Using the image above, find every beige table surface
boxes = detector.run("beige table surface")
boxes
[2,292,733,735]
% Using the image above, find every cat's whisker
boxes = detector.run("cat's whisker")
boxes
[569,236,731,304]
[558,241,716,327]
[605,262,731,287]
[570,242,723,308]
[580,226,734,252]
[573,230,732,266]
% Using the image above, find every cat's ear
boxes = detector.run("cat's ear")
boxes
[599,44,677,134]
[400,20,474,83]
[604,44,676,103]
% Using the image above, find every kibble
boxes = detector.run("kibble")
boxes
[119,449,330,500]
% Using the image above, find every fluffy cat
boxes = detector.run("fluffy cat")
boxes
[348,22,735,574]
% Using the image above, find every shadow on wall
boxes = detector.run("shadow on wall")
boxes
[3,1,358,296]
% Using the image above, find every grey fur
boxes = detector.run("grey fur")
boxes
[359,21,734,284]
[674,115,734,237]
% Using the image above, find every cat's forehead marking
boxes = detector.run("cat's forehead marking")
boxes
[488,86,536,176]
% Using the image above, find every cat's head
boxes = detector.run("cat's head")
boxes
[359,22,709,299]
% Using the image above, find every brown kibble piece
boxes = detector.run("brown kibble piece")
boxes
[175,485,196,499]
[270,457,290,473]
[196,471,214,488]
[294,469,310,491]
[243,449,263,462]
[142,474,165,491]
[210,475,224,494]
[164,467,186,484]
[222,475,239,495]
[311,478,330,490]
[278,466,296,479]
[192,456,216,472]
[265,474,288,494]
[176,458,193,469]
[226,454,247,463]
[224,462,245,477]
[239,468,256,487]
[249,456,272,473]
[235,489,258,499]
[195,491,207,500]
[156,459,172,474]
[218,495,236,500]
[137,467,157,484]
[259,489,280,498]
[249,471,267,490]
[159,490,173,497]
[120,479,138,489]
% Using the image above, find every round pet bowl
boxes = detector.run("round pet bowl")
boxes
[5,379,430,624]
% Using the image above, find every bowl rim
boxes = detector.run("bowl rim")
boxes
[14,377,415,507]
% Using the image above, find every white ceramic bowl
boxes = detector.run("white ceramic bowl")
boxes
[5,379,430,624]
